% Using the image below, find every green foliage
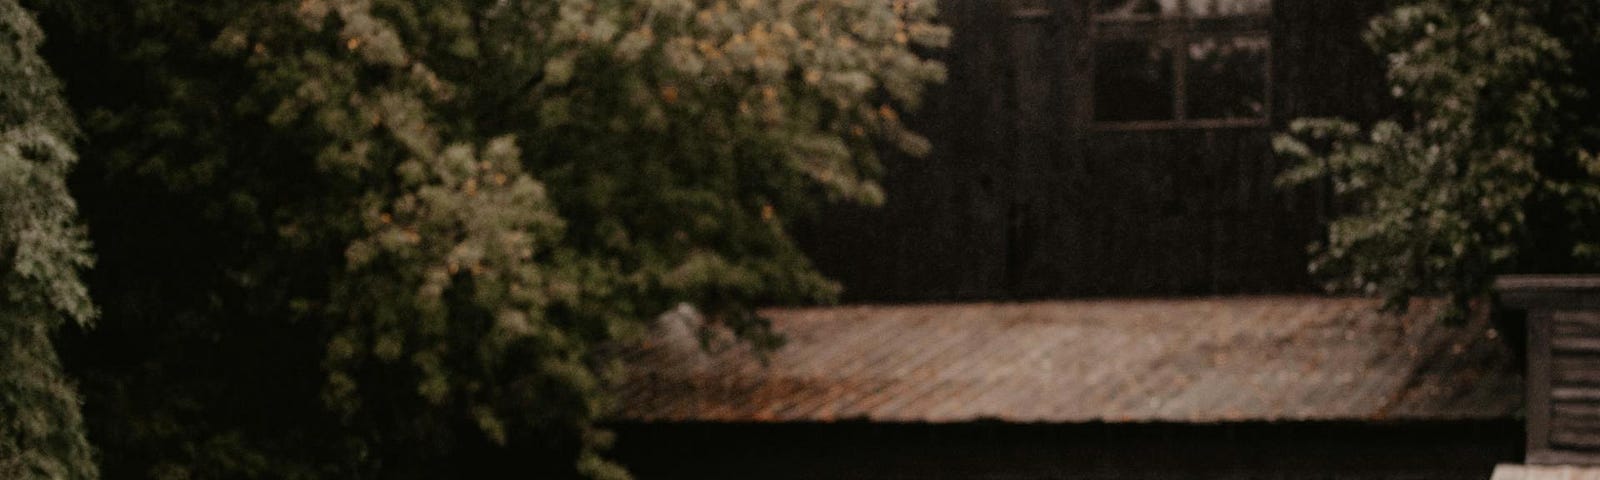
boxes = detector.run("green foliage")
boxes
[22,0,945,477]
[0,0,97,478]
[1275,0,1600,318]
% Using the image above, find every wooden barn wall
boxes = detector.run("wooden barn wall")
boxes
[611,421,1521,480]
[793,0,1393,301]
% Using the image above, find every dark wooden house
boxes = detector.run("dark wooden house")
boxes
[613,0,1533,478]
[794,0,1391,300]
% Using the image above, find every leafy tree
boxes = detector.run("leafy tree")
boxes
[1275,0,1600,318]
[21,0,946,478]
[0,1,98,478]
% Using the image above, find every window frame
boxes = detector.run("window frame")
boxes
[1088,0,1274,131]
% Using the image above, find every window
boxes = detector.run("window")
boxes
[1091,0,1271,129]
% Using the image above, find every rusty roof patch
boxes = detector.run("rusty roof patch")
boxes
[615,297,1522,424]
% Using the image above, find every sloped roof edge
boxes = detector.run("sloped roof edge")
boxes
[616,296,1523,424]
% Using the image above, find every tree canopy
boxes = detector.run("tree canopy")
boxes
[0,0,97,478]
[5,0,947,478]
[1276,0,1600,318]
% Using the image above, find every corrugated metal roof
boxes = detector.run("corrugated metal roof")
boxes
[616,297,1521,423]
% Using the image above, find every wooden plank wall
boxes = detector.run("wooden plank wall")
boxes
[1496,276,1600,465]
[794,0,1393,301]
[1547,310,1600,454]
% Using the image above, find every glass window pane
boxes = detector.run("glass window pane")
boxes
[1185,0,1270,18]
[1094,39,1175,121]
[1094,0,1180,19]
[1185,35,1268,119]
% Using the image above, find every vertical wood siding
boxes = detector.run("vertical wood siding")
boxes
[794,0,1392,301]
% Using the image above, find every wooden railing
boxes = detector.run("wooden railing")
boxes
[1498,275,1600,465]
